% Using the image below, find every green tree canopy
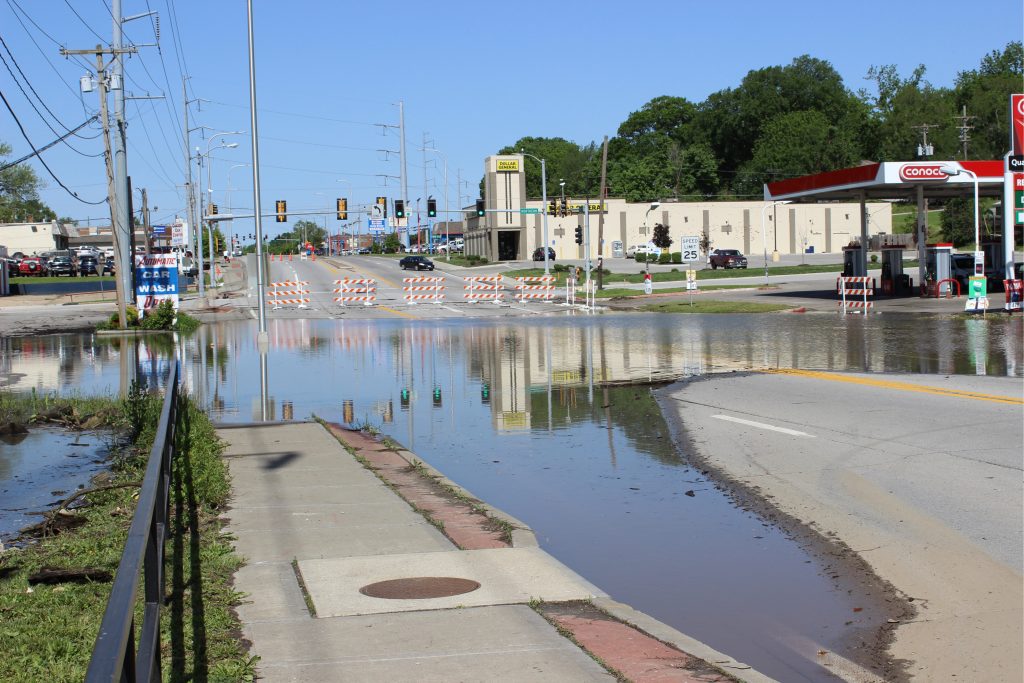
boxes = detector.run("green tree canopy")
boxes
[0,142,56,223]
[954,42,1023,158]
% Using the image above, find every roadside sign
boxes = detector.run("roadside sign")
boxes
[134,254,179,316]
[680,236,700,262]
[170,220,185,247]
[686,269,698,290]
[367,218,386,233]
[520,207,540,214]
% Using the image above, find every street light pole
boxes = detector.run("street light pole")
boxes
[940,165,982,271]
[246,0,268,345]
[643,202,660,275]
[204,133,241,290]
[521,151,549,275]
[761,201,790,286]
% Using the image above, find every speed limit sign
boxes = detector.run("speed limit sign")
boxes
[681,236,700,262]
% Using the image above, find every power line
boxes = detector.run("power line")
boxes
[0,86,106,204]
[204,98,379,127]
[62,0,106,43]
[0,114,97,170]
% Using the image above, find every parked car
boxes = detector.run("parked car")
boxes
[48,256,77,277]
[1,257,18,277]
[532,247,556,261]
[78,255,99,276]
[103,257,116,276]
[357,247,371,255]
[399,255,435,271]
[18,256,47,276]
[626,244,661,258]
[709,249,748,269]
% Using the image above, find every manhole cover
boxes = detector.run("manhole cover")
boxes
[359,577,481,599]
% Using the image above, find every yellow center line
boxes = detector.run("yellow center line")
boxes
[376,305,416,319]
[763,368,1023,405]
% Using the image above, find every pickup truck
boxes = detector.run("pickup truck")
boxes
[709,249,747,269]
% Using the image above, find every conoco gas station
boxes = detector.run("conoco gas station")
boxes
[764,94,1024,310]
[764,159,1019,303]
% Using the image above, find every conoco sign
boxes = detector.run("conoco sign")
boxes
[899,164,947,181]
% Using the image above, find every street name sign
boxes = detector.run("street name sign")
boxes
[520,208,540,214]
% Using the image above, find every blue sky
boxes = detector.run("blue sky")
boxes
[1,0,1021,241]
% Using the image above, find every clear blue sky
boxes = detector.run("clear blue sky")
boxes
[1,0,1021,241]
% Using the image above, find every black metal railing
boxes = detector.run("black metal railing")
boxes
[86,361,179,682]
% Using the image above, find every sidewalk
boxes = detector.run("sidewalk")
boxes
[218,421,770,682]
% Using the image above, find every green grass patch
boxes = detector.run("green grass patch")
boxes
[641,300,792,314]
[596,283,766,298]
[0,387,249,682]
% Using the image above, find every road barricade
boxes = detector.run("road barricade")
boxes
[403,276,445,305]
[838,276,873,314]
[267,280,310,310]
[333,278,376,306]
[564,276,576,306]
[463,275,503,304]
[1004,279,1022,312]
[514,276,555,303]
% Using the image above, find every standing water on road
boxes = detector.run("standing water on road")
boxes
[2,313,1020,681]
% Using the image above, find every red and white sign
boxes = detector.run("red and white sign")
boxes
[898,164,947,181]
[1011,94,1024,156]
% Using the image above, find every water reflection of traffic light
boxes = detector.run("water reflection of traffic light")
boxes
[481,381,490,404]
[282,401,294,421]
[432,386,442,406]
[400,388,410,409]
[383,399,393,423]
[343,399,354,424]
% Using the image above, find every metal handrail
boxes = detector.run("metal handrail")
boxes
[86,361,179,682]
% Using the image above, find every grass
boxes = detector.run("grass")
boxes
[595,284,767,298]
[640,300,793,314]
[0,388,250,682]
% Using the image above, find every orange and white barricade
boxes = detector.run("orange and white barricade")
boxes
[333,278,376,306]
[403,276,445,305]
[267,280,310,310]
[838,276,873,314]
[463,275,504,304]
[564,275,576,306]
[514,276,555,303]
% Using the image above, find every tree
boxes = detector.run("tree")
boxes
[651,223,672,250]
[954,42,1023,158]
[862,64,957,161]
[940,198,973,246]
[0,142,57,223]
[497,137,594,199]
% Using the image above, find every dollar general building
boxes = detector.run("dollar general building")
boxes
[464,154,893,262]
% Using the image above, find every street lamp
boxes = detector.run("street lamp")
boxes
[521,150,550,274]
[225,163,250,256]
[643,201,660,274]
[195,131,242,295]
[940,164,982,272]
[760,201,790,286]
[207,141,239,285]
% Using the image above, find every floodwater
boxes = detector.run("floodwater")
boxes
[1,313,1020,681]
[0,427,112,543]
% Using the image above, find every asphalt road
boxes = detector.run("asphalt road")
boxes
[662,370,1023,681]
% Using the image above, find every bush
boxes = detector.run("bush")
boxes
[870,253,878,263]
[671,252,682,264]
[658,253,672,264]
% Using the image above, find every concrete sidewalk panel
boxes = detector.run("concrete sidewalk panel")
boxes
[229,521,453,563]
[300,547,606,618]
[218,422,344,458]
[224,502,435,534]
[233,561,312,623]
[244,604,613,682]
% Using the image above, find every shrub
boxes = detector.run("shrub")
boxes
[870,253,878,263]
[671,252,682,264]
[658,252,672,264]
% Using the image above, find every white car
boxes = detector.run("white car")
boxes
[626,244,661,258]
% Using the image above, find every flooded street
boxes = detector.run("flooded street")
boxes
[2,312,1021,681]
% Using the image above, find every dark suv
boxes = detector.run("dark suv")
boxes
[709,249,747,269]
[78,255,99,276]
[48,256,77,277]
[532,247,556,261]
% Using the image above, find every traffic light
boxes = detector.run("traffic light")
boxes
[427,198,437,218]
[394,200,405,219]
[210,203,218,215]
[275,200,287,223]
[337,197,347,220]
[548,200,556,215]
[560,198,568,217]
[574,225,583,245]
[375,196,388,218]
[475,199,485,217]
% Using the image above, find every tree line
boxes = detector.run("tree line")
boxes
[499,43,1022,206]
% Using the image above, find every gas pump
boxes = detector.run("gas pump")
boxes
[842,244,866,277]
[924,244,953,296]
[880,246,911,295]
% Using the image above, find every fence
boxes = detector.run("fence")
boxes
[514,276,556,303]
[333,278,376,306]
[403,276,445,304]
[463,275,504,304]
[86,362,179,682]
[267,280,310,309]
[838,276,874,314]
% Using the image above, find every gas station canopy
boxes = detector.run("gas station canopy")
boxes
[764,160,1006,202]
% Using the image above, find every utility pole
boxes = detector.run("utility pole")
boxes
[182,77,195,256]
[61,45,133,328]
[912,123,936,158]
[596,135,609,290]
[954,106,974,159]
[422,132,431,249]
[140,187,152,255]
[109,0,134,303]
[399,101,409,249]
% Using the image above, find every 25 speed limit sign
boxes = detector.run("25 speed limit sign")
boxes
[680,236,700,262]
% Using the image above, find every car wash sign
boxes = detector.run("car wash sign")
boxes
[134,254,179,316]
